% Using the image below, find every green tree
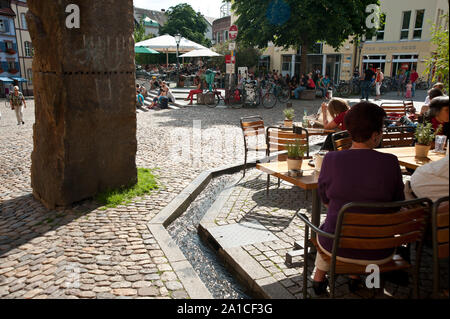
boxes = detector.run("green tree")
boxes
[159,3,211,47]
[228,0,379,74]
[210,40,261,72]
[424,14,449,92]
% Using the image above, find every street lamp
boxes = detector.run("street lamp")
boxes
[175,33,181,69]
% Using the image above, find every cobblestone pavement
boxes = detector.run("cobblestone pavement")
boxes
[212,169,448,299]
[0,91,437,299]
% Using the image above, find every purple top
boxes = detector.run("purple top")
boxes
[318,149,405,260]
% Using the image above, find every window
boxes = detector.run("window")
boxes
[413,10,425,39]
[401,11,411,40]
[311,43,323,54]
[0,20,5,32]
[21,13,27,29]
[7,61,15,70]
[376,13,386,41]
[24,41,32,57]
[5,41,12,50]
[281,55,292,72]
[362,55,386,73]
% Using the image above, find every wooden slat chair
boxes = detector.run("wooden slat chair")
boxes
[380,102,407,117]
[331,130,352,151]
[298,198,432,298]
[266,126,309,194]
[432,196,449,298]
[381,126,415,148]
[240,116,267,177]
[403,100,416,114]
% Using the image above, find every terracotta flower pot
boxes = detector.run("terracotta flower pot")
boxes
[284,119,293,127]
[287,158,302,171]
[415,144,431,158]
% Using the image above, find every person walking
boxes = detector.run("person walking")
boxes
[397,69,407,97]
[361,64,375,101]
[375,67,384,100]
[9,86,26,125]
[410,68,419,98]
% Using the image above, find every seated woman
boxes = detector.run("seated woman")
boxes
[185,76,203,105]
[321,98,350,130]
[427,96,449,139]
[317,75,327,98]
[313,102,405,295]
[150,82,168,109]
[419,87,444,118]
[306,75,316,90]
[320,98,350,151]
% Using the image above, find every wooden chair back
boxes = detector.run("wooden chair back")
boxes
[433,197,449,259]
[381,102,406,116]
[404,100,416,113]
[333,200,431,252]
[267,126,309,160]
[381,126,415,148]
[240,116,266,150]
[331,130,352,151]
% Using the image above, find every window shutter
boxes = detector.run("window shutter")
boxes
[0,42,5,52]
[13,42,17,52]
[1,62,8,71]
[5,20,10,33]
[15,62,20,71]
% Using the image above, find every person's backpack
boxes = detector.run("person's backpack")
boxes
[159,97,169,109]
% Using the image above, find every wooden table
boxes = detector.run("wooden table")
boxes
[377,146,446,170]
[292,123,336,136]
[256,160,322,226]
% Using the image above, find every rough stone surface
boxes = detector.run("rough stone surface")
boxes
[27,0,137,208]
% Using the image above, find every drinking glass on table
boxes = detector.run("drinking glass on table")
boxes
[434,135,447,153]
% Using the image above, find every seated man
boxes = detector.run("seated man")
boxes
[136,90,146,111]
[294,74,307,99]
[317,75,327,98]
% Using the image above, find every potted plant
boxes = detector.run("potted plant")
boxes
[414,122,436,157]
[283,108,295,127]
[286,139,307,171]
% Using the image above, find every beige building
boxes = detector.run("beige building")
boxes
[257,0,448,83]
[11,0,32,95]
[360,0,448,79]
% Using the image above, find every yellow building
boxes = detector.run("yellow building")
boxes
[11,0,33,96]
[256,0,448,83]
[360,0,448,80]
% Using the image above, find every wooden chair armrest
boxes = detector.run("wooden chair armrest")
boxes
[297,212,335,239]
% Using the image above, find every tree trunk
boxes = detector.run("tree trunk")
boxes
[299,42,308,76]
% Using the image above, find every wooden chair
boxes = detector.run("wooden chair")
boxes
[380,126,415,148]
[298,198,432,298]
[432,196,449,298]
[266,126,309,194]
[381,102,406,117]
[403,100,416,114]
[240,116,267,177]
[331,130,352,151]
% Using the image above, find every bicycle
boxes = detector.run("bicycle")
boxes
[416,77,430,90]
[259,80,278,109]
[205,84,243,108]
[272,80,290,103]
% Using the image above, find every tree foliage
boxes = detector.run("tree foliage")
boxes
[209,40,262,72]
[228,0,379,73]
[424,14,449,92]
[159,3,211,47]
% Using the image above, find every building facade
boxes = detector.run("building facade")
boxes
[11,0,32,96]
[133,7,168,37]
[212,16,231,44]
[0,0,22,97]
[259,0,448,83]
[360,0,448,79]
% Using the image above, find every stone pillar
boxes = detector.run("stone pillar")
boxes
[27,0,137,209]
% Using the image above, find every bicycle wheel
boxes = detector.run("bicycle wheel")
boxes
[339,84,351,97]
[278,87,291,103]
[262,92,277,109]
